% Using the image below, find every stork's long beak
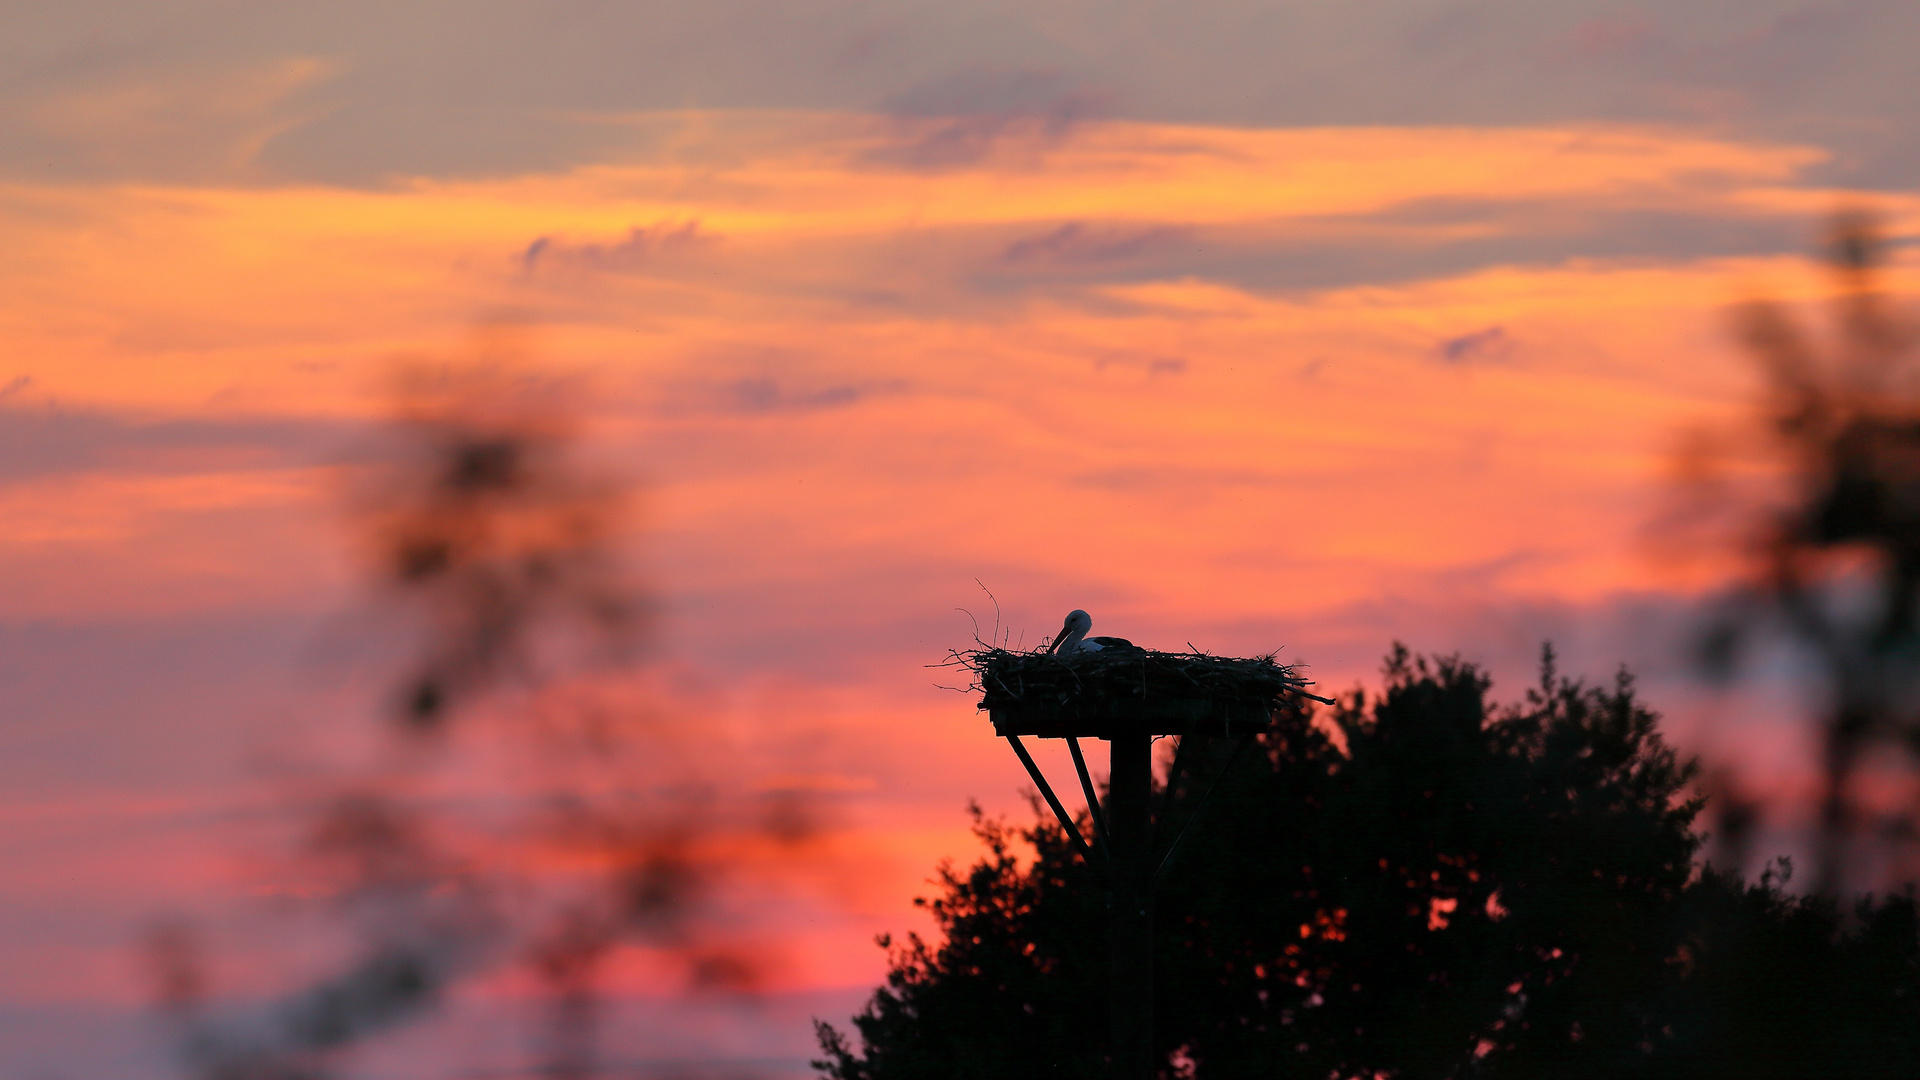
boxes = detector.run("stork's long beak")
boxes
[1047,620,1071,653]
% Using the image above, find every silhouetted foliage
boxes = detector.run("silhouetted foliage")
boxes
[816,647,1920,1078]
[1648,863,1920,1080]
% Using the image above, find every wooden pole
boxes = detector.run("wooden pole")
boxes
[1107,724,1153,1080]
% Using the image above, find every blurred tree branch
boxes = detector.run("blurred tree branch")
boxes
[1693,209,1920,893]
[146,361,808,1080]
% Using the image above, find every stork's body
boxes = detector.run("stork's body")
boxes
[1049,609,1136,654]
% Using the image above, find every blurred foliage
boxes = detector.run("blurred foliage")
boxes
[815,647,1920,1079]
[357,366,641,731]
[1689,210,1920,892]
[146,366,795,1080]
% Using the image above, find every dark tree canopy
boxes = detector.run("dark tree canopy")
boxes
[815,647,1920,1079]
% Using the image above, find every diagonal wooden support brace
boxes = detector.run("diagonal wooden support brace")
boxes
[1066,736,1111,863]
[1006,734,1101,869]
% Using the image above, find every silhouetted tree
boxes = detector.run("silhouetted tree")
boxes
[816,647,1920,1078]
[1647,863,1920,1080]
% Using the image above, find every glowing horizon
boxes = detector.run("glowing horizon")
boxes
[5,105,1916,1074]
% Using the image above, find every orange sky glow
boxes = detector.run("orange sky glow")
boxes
[7,103,1920,1075]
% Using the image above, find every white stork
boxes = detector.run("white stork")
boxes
[1048,609,1137,654]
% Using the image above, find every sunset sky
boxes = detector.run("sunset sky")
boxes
[7,2,1920,1077]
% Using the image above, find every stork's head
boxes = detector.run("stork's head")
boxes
[1050,609,1092,654]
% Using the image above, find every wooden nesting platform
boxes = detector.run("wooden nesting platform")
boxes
[970,647,1321,739]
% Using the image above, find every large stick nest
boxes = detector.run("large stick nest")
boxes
[951,645,1330,718]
